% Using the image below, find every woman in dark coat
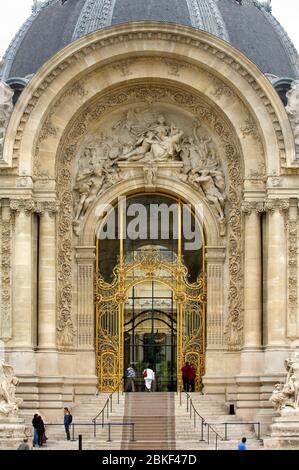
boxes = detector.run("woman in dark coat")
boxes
[32,414,39,447]
[36,415,45,447]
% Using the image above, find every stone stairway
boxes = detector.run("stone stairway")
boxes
[15,392,264,450]
[175,393,263,450]
[121,392,176,450]
[21,393,126,450]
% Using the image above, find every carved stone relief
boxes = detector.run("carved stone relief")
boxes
[270,355,299,414]
[0,201,13,342]
[56,85,244,350]
[72,109,226,235]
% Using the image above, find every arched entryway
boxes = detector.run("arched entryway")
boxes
[95,193,206,392]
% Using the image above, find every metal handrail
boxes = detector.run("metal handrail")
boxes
[44,421,136,442]
[179,391,261,448]
[92,377,124,424]
[204,421,261,441]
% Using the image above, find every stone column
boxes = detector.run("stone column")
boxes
[76,246,96,350]
[37,203,58,349]
[10,199,35,348]
[242,202,263,349]
[265,199,289,347]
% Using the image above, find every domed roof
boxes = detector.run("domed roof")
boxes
[1,0,298,81]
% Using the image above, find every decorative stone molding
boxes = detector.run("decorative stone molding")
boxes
[205,246,226,349]
[112,60,134,78]
[56,83,244,351]
[0,200,13,342]
[286,199,298,339]
[76,247,96,350]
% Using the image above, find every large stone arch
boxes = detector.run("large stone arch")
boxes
[1,23,297,412]
[2,22,295,174]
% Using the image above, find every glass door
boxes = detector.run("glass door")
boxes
[124,280,177,391]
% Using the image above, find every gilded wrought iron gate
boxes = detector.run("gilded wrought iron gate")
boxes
[95,249,206,392]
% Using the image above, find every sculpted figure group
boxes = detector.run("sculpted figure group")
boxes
[0,362,22,417]
[73,111,226,233]
[270,355,299,413]
[0,81,14,158]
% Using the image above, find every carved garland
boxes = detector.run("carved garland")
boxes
[56,84,243,350]
[0,202,13,341]
[10,28,286,169]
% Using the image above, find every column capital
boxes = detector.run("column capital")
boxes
[241,201,264,214]
[264,198,290,213]
[36,200,60,217]
[10,198,36,216]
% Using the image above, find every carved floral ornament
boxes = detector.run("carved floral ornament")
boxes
[55,84,244,350]
[4,25,287,170]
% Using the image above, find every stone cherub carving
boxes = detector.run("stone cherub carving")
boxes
[0,81,14,158]
[0,362,22,417]
[270,355,299,413]
[286,80,299,155]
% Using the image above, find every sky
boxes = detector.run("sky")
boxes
[0,0,299,58]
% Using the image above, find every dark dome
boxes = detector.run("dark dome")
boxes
[1,0,298,81]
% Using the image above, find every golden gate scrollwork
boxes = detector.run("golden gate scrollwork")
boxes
[95,248,206,392]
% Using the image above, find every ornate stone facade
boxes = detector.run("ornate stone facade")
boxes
[0,22,298,430]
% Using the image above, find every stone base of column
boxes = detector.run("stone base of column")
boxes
[0,418,28,449]
[264,413,299,449]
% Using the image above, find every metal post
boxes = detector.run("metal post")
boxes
[78,434,82,450]
[110,395,113,413]
[180,391,182,406]
[131,424,135,442]
[186,394,189,412]
[200,419,204,441]
[224,422,228,441]
[207,425,210,444]
[194,409,196,428]
[190,400,192,418]
[94,420,96,438]
[102,411,104,428]
[215,433,218,451]
[107,423,112,442]
[72,423,75,441]
[107,401,109,419]
[257,422,260,440]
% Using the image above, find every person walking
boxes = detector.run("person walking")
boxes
[32,413,39,447]
[238,437,247,450]
[36,415,45,447]
[188,363,196,392]
[143,364,155,392]
[181,362,190,392]
[125,364,136,392]
[64,407,73,441]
